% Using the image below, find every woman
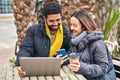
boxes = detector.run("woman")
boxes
[69,9,116,80]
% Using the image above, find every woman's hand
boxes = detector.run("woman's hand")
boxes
[56,55,69,65]
[18,66,26,77]
[69,60,80,72]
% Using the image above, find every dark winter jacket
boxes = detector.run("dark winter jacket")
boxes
[70,31,116,80]
[17,22,71,66]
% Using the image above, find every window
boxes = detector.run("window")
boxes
[0,0,13,14]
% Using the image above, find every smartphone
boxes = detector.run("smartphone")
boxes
[56,49,67,57]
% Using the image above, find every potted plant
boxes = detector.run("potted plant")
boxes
[103,7,120,58]
[103,7,120,40]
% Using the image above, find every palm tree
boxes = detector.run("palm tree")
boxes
[11,0,120,48]
[11,0,37,47]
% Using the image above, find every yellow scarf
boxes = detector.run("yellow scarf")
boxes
[45,23,63,57]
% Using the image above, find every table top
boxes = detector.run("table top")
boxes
[11,65,86,80]
[3,60,120,80]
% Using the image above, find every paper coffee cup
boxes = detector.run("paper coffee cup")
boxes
[69,53,79,64]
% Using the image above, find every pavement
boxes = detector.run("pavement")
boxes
[0,14,17,66]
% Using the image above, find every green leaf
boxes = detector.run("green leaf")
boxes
[103,7,120,40]
[9,58,17,67]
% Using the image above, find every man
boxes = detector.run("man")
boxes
[17,2,71,76]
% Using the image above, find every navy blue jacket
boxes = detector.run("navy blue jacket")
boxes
[17,22,71,66]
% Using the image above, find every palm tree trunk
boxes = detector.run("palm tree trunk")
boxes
[11,0,37,47]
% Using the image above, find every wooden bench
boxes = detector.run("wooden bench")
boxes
[4,65,86,80]
[112,59,120,79]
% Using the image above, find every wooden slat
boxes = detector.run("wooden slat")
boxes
[117,78,120,80]
[60,69,70,80]
[62,66,78,80]
[30,76,38,80]
[63,66,86,80]
[75,74,86,80]
[115,70,120,73]
[22,77,30,80]
[46,76,53,80]
[38,76,46,80]
[53,76,62,80]
[113,59,120,66]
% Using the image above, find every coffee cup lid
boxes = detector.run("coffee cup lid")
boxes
[69,53,79,59]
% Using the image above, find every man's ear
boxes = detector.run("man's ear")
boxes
[43,16,46,22]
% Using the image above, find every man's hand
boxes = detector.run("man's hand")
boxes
[18,66,26,77]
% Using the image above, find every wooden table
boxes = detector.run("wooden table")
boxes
[5,65,86,80]
[2,61,120,80]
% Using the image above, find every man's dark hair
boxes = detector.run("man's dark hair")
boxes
[43,2,62,17]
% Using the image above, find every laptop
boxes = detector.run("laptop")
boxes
[20,57,61,76]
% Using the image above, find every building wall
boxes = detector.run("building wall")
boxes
[0,0,13,14]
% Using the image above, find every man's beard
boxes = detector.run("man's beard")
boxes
[48,23,60,31]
